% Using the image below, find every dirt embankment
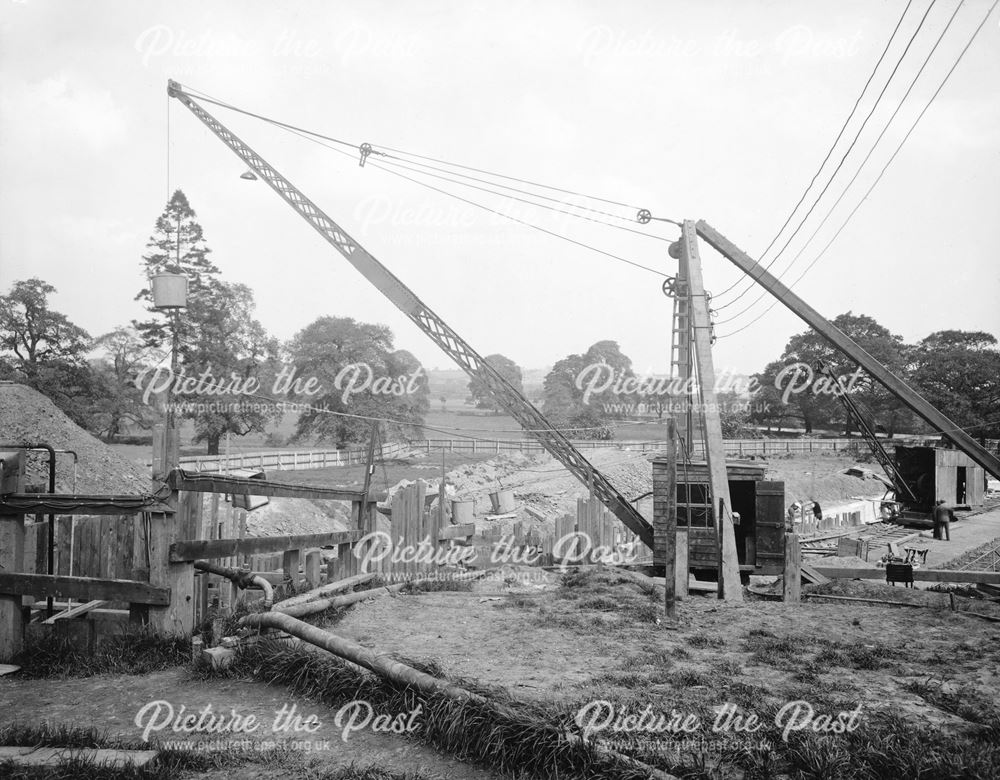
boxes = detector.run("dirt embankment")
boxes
[0,381,149,494]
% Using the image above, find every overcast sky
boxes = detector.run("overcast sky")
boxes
[2,0,998,379]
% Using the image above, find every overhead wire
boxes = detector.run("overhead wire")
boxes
[717,0,990,337]
[715,0,958,327]
[274,120,671,277]
[372,155,671,241]
[180,84,663,229]
[712,0,931,311]
[720,0,968,320]
[179,84,675,276]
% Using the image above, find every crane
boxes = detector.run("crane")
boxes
[816,360,918,508]
[168,81,1000,566]
[166,81,656,551]
[695,222,1000,483]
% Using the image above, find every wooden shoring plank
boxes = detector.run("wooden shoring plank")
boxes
[783,533,801,603]
[56,516,72,576]
[0,573,170,605]
[169,530,362,562]
[661,421,678,618]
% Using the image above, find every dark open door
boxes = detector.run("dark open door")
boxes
[755,481,785,570]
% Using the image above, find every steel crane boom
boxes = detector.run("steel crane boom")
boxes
[167,80,655,550]
[696,220,1000,482]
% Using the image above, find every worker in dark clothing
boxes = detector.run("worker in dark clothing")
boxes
[811,501,823,522]
[933,500,954,541]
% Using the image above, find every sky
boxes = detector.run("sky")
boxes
[1,0,998,380]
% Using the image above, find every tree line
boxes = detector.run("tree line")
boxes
[0,190,428,453]
[3,190,996,451]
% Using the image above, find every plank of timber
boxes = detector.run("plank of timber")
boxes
[688,580,718,593]
[0,513,25,662]
[438,523,476,541]
[812,567,1000,584]
[800,563,830,585]
[170,530,363,562]
[43,599,107,624]
[168,471,383,501]
[0,746,158,768]
[0,573,170,605]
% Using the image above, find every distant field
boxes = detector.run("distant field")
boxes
[421,405,672,442]
[109,401,674,464]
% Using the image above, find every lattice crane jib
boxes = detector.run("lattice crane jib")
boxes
[167,81,654,550]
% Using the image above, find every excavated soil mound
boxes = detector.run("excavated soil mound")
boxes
[243,497,351,537]
[0,381,149,494]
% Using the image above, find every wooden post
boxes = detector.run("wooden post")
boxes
[675,530,689,599]
[0,513,25,662]
[305,550,322,589]
[783,532,801,603]
[661,420,678,620]
[147,424,194,636]
[679,222,741,602]
[282,549,301,588]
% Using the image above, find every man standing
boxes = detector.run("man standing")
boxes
[933,500,954,541]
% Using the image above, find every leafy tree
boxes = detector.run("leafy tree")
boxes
[717,391,762,439]
[467,353,522,412]
[90,326,162,438]
[752,313,914,435]
[135,190,279,454]
[910,330,1000,441]
[542,340,635,439]
[0,277,100,428]
[287,316,429,447]
[0,278,91,374]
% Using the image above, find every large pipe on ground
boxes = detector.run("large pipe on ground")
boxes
[273,570,488,618]
[238,610,676,779]
[273,572,376,610]
[241,610,476,699]
[194,560,274,607]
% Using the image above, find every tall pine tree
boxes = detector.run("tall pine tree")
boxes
[135,190,222,347]
[135,190,280,454]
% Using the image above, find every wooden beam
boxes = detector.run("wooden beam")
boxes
[680,221,741,601]
[0,573,170,605]
[43,599,106,624]
[170,529,363,562]
[0,513,25,662]
[783,533,801,603]
[168,471,382,501]
[438,523,476,541]
[695,221,1000,481]
[661,419,678,620]
[811,567,1000,584]
[0,496,174,516]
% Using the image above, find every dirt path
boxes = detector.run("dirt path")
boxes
[0,668,498,779]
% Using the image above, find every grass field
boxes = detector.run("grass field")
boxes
[110,402,674,464]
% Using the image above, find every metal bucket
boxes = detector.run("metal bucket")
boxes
[451,500,474,524]
[489,489,516,514]
[151,273,188,309]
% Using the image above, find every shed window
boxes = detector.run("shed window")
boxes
[677,482,713,528]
